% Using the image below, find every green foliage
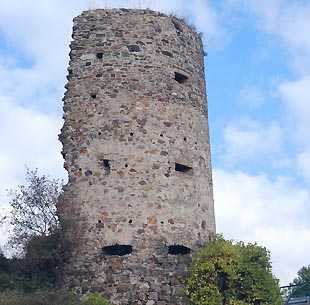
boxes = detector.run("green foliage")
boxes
[0,291,112,305]
[0,290,81,305]
[84,292,112,305]
[184,235,283,305]
[7,168,63,255]
[289,265,310,298]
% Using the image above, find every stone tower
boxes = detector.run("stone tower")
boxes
[58,8,215,305]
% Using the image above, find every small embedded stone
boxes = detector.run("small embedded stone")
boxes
[164,121,171,127]
[139,180,147,185]
[137,229,145,234]
[141,185,152,192]
[139,283,150,291]
[117,171,125,177]
[137,118,147,126]
[79,148,88,154]
[115,186,125,192]
[170,276,180,286]
[111,43,123,50]
[162,50,173,57]
[168,218,174,224]
[138,293,147,301]
[147,215,157,224]
[84,170,92,176]
[74,171,83,177]
[127,45,140,52]
[149,225,158,234]
[160,151,168,156]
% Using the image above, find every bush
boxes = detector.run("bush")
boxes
[84,292,112,305]
[184,235,283,305]
[0,291,112,305]
[0,290,81,305]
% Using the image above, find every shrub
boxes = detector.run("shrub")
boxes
[84,292,112,305]
[184,235,283,305]
[0,291,112,305]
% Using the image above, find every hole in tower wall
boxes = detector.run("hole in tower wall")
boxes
[175,163,193,174]
[102,244,132,256]
[102,159,110,175]
[96,52,103,59]
[174,72,188,84]
[168,245,191,255]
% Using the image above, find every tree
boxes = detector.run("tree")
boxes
[287,265,310,299]
[184,235,283,305]
[7,168,63,254]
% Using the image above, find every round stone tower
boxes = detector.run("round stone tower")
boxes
[58,8,215,305]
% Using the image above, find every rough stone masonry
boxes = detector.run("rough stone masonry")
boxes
[58,8,216,305]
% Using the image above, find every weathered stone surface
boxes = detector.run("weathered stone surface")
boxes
[58,8,215,305]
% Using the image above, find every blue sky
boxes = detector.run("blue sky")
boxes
[0,0,309,285]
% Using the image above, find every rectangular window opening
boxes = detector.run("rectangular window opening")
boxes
[168,245,191,255]
[175,162,193,174]
[174,72,188,84]
[102,244,132,256]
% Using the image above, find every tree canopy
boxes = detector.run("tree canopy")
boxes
[7,168,63,254]
[288,265,310,299]
[184,235,283,305]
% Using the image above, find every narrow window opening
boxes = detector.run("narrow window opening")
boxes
[102,244,132,256]
[96,52,103,59]
[86,62,91,66]
[102,159,110,175]
[175,163,192,173]
[174,72,188,84]
[91,94,96,99]
[183,137,187,141]
[160,133,164,137]
[128,219,132,224]
[168,245,191,255]
[130,132,134,136]
[124,164,128,168]
[98,220,102,223]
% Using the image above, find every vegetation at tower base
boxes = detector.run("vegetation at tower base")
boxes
[184,235,283,305]
[2,168,75,288]
[0,289,112,305]
[7,168,63,255]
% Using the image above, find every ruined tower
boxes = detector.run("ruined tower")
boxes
[58,8,215,304]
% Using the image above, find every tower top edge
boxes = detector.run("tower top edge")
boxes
[75,8,203,41]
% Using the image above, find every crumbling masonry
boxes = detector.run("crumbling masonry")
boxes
[58,8,216,305]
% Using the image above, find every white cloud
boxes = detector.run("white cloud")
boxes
[0,96,66,206]
[213,168,310,284]
[239,85,265,108]
[296,151,310,181]
[278,76,310,146]
[243,0,310,74]
[221,118,283,166]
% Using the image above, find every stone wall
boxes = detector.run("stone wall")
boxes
[58,8,215,305]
